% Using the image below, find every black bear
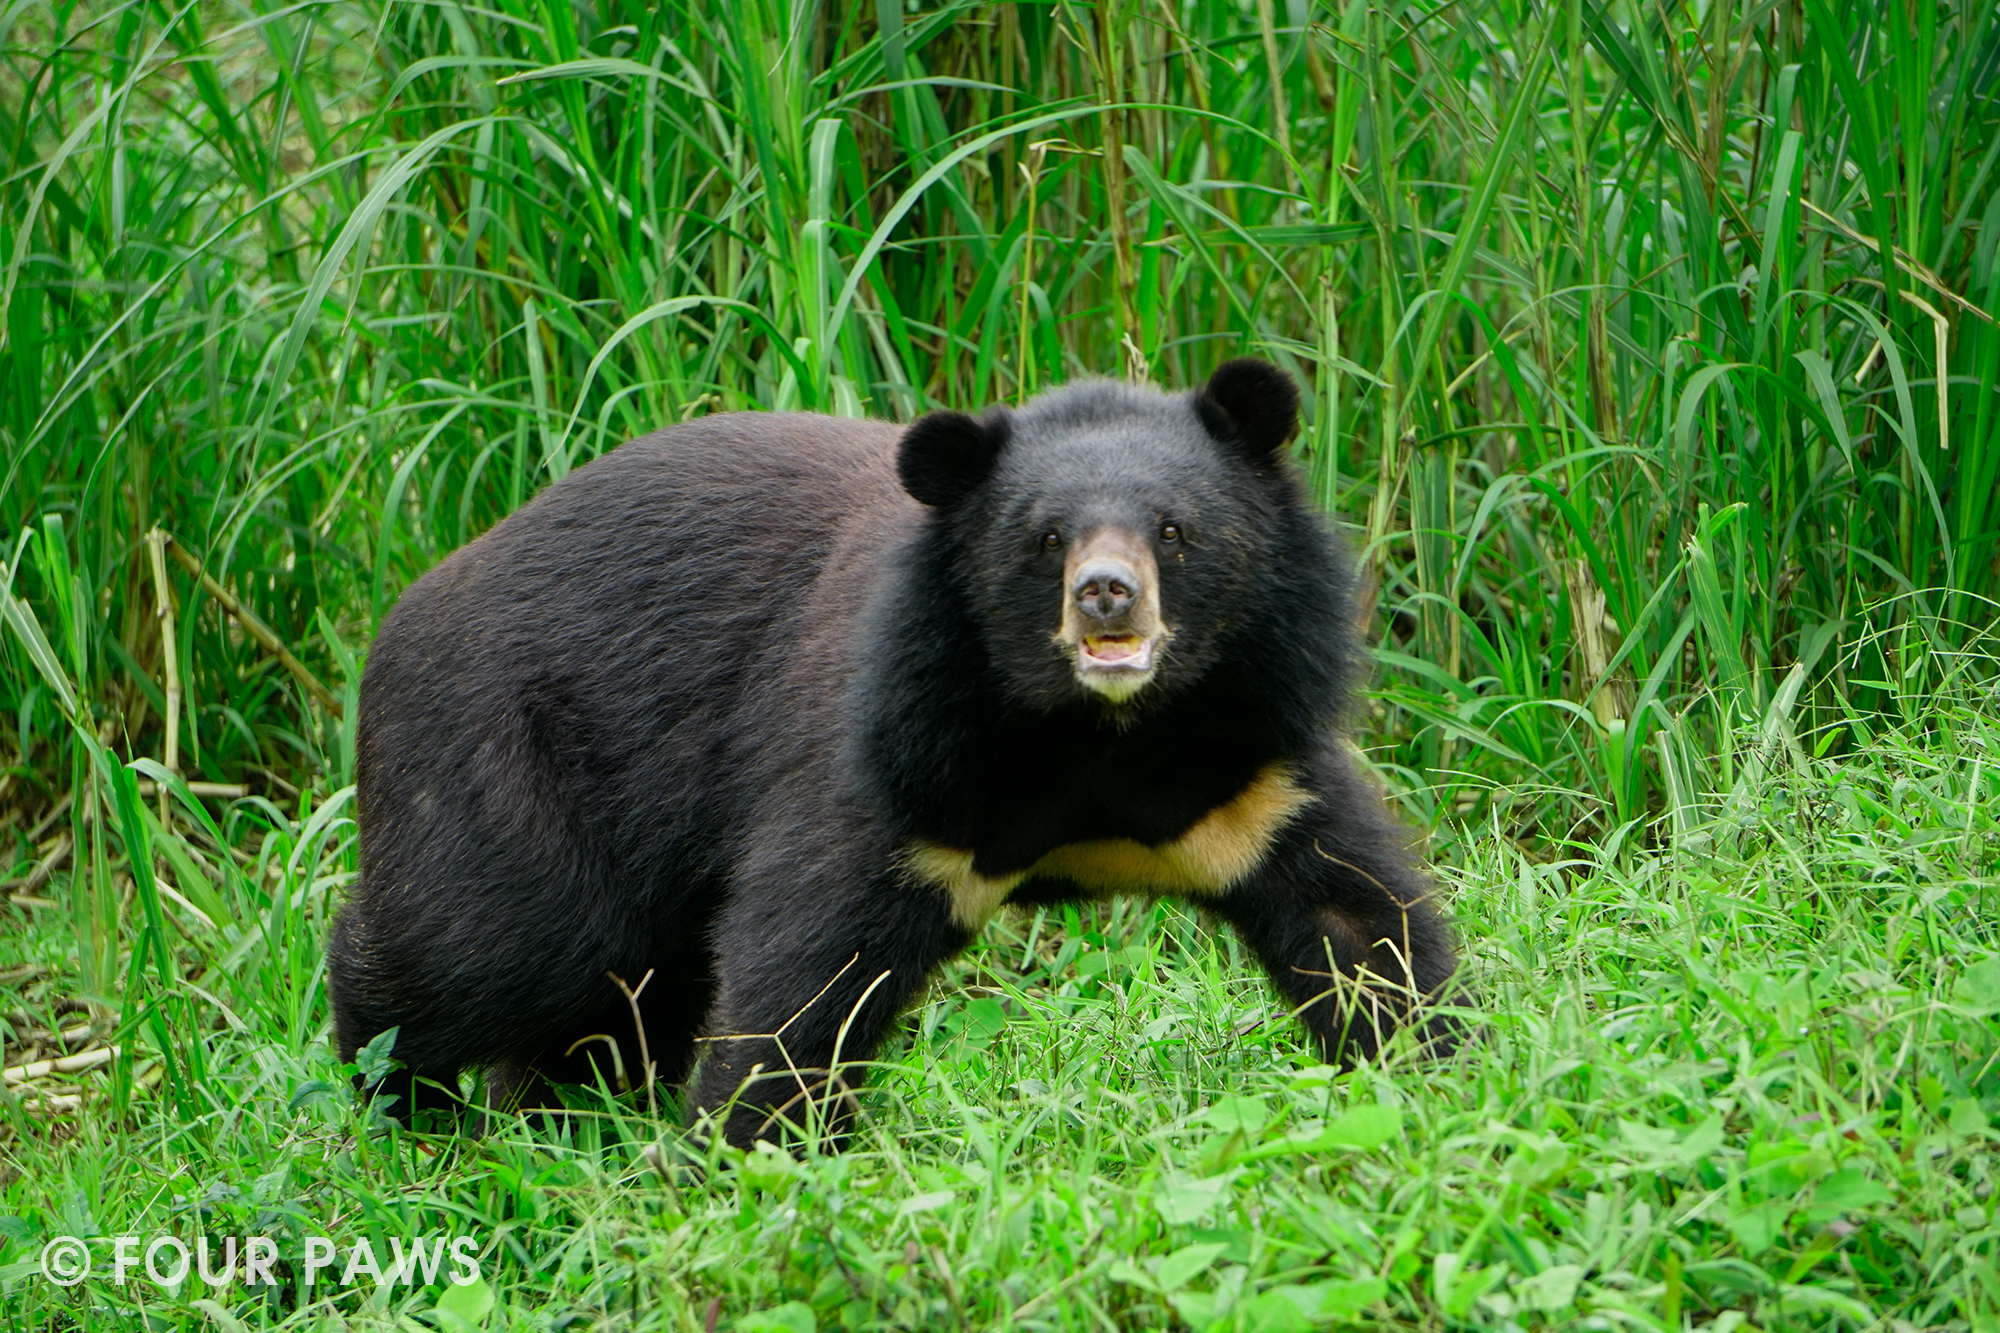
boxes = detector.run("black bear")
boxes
[328,360,1458,1146]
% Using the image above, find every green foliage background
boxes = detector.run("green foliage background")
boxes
[0,2,1997,1330]
[3,0,1997,828]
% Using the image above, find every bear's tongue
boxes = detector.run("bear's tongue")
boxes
[1082,633,1153,668]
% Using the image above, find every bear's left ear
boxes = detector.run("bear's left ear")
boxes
[898,407,1012,507]
[1196,358,1299,461]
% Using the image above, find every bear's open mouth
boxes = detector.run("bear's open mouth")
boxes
[1080,633,1156,672]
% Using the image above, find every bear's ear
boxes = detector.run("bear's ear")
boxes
[898,408,1011,507]
[1196,358,1299,461]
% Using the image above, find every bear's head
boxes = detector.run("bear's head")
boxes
[897,359,1333,715]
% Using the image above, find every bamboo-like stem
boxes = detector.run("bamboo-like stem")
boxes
[1253,0,1297,194]
[1086,0,1138,354]
[1016,142,1046,404]
[144,529,181,824]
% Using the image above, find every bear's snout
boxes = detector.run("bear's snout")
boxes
[1058,526,1168,703]
[1072,559,1140,622]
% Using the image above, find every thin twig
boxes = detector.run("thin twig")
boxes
[1803,199,1996,325]
[4,832,70,899]
[691,955,870,1143]
[562,1033,628,1091]
[24,795,71,845]
[158,533,343,718]
[1004,1232,1108,1325]
[607,969,657,1116]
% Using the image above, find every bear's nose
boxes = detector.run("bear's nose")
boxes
[1072,559,1140,622]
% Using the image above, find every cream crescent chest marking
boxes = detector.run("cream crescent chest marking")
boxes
[900,764,1315,930]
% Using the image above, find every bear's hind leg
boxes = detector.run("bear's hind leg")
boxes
[690,871,968,1149]
[484,957,714,1123]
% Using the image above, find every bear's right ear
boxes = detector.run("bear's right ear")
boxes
[1196,358,1299,461]
[898,408,1011,507]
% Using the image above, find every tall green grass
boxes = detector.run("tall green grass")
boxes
[2,1,1996,839]
[0,3,1997,1329]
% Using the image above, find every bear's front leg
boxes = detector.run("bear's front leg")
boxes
[1212,750,1460,1066]
[690,865,969,1149]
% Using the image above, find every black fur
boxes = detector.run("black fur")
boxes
[1196,356,1300,461]
[896,407,1010,508]
[328,363,1458,1147]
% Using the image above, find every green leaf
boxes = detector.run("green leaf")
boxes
[98,750,172,982]
[1725,1198,1791,1256]
[1154,1242,1229,1292]
[1314,1104,1400,1150]
[1953,955,2000,1013]
[1196,223,1373,247]
[1154,1172,1239,1226]
[1681,1118,1726,1162]
[287,1081,334,1114]
[895,1190,954,1216]
[1170,1290,1221,1330]
[256,117,502,445]
[1192,1095,1268,1135]
[1304,1276,1389,1318]
[355,1028,402,1089]
[189,1300,249,1333]
[1617,1119,1678,1156]
[1246,1103,1400,1160]
[1811,1169,1891,1213]
[827,104,1103,334]
[739,1302,816,1333]
[1432,1252,1507,1318]
[434,1276,494,1330]
[1504,1137,1571,1187]
[1513,1264,1583,1312]
[1684,505,1754,714]
[1240,1288,1313,1333]
[965,995,1006,1040]
[741,1140,797,1192]
[554,295,755,455]
[1618,1115,1724,1167]
[0,577,78,720]
[1107,1258,1155,1291]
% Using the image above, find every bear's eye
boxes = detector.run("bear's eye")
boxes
[1041,531,1062,550]
[1160,523,1181,544]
